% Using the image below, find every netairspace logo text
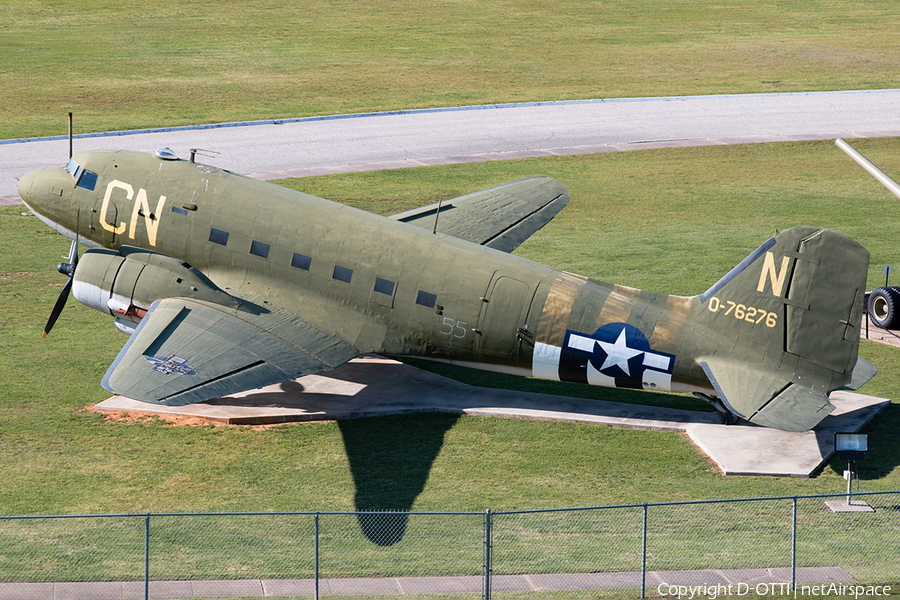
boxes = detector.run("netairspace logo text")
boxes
[657,582,892,599]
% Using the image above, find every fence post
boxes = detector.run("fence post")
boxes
[483,509,492,600]
[791,497,797,593]
[641,504,648,599]
[315,512,320,600]
[144,514,150,600]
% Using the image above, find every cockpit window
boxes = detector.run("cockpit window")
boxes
[77,170,98,191]
[65,159,97,191]
[65,158,82,180]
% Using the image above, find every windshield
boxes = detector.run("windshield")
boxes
[64,158,98,191]
[65,158,83,181]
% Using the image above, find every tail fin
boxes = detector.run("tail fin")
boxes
[696,226,871,431]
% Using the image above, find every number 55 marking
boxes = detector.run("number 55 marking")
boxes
[440,317,467,338]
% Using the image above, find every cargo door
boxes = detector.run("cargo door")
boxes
[476,274,533,358]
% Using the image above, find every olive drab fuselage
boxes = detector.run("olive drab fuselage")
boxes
[27,150,715,393]
[19,149,872,431]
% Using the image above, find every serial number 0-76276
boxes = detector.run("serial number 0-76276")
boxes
[707,296,777,328]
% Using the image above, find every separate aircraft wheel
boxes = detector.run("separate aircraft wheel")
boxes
[868,287,900,329]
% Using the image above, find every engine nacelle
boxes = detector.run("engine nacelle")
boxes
[72,246,239,334]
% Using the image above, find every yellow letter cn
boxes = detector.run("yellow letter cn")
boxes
[129,188,167,247]
[100,180,132,235]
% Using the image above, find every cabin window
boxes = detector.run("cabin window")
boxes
[209,228,229,246]
[76,170,98,191]
[172,206,189,216]
[333,265,353,283]
[250,240,270,258]
[374,277,395,296]
[416,290,437,308]
[291,253,312,270]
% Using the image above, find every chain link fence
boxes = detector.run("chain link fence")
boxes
[0,491,897,599]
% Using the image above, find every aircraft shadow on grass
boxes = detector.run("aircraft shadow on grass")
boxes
[219,358,897,541]
[338,413,460,546]
[819,403,899,482]
[223,358,713,546]
[212,398,461,546]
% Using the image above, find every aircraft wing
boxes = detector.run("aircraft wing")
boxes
[101,297,360,406]
[699,358,837,432]
[390,177,569,252]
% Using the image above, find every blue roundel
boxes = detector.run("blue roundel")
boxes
[589,323,651,379]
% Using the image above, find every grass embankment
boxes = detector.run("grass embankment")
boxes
[2,0,899,140]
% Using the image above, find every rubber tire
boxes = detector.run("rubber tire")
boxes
[868,287,900,329]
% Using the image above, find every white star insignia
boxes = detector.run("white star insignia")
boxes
[596,329,643,377]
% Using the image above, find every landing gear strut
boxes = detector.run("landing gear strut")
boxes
[717,410,740,425]
[694,392,740,426]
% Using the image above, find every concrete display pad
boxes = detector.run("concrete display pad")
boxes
[95,355,890,478]
[685,392,889,477]
[825,500,875,512]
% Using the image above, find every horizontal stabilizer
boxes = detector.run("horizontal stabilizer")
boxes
[700,358,835,432]
[390,177,569,252]
[700,358,792,419]
[750,385,834,432]
[102,297,359,406]
[840,357,878,391]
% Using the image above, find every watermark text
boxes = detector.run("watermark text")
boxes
[657,582,892,598]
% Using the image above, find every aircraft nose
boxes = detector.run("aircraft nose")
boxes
[17,170,36,204]
[17,167,67,218]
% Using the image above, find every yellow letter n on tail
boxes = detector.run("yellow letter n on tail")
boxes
[757,252,790,297]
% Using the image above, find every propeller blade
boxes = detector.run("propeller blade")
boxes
[44,207,80,338]
[43,276,73,338]
[61,238,78,267]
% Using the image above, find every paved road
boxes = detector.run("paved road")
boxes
[2,89,900,200]
[0,566,856,599]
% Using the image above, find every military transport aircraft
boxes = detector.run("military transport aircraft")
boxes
[18,147,875,432]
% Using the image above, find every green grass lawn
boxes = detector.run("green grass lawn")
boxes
[2,0,899,140]
[2,139,900,521]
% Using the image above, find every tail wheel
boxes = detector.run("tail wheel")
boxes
[717,410,739,426]
[868,287,900,329]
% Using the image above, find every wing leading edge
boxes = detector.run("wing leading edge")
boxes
[102,297,360,406]
[390,177,569,252]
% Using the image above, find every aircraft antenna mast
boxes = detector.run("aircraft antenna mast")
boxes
[432,197,444,234]
[189,148,221,164]
[68,112,73,160]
